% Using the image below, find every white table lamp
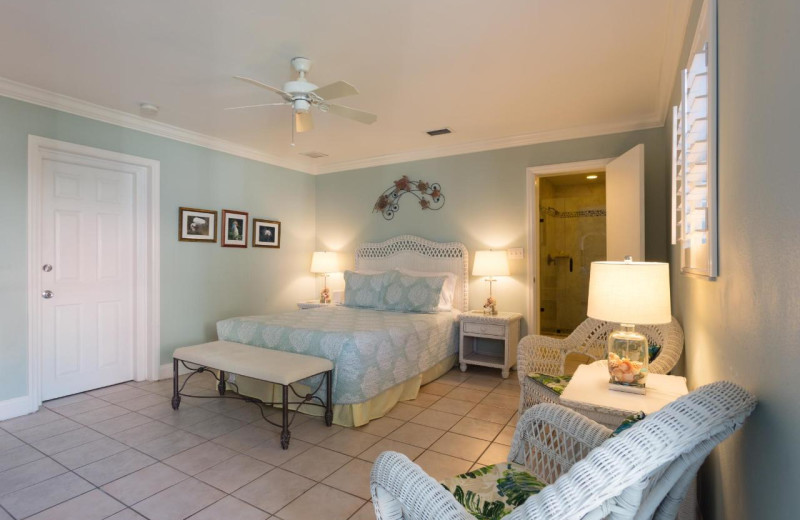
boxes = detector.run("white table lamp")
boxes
[472,250,510,315]
[310,252,340,304]
[587,257,671,394]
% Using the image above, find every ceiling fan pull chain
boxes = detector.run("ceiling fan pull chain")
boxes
[291,108,296,147]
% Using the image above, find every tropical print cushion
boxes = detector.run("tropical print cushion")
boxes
[380,272,446,313]
[440,463,546,519]
[610,411,646,437]
[526,372,572,396]
[648,343,662,363]
[343,270,391,308]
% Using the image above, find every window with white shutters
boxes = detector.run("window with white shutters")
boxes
[672,0,717,279]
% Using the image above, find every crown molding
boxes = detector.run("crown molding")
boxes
[0,76,314,174]
[313,117,663,175]
[0,76,666,177]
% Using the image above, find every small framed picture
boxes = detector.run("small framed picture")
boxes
[253,219,281,248]
[179,207,217,242]
[221,209,249,248]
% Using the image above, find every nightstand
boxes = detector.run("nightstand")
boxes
[296,300,335,310]
[459,311,522,379]
[559,361,688,429]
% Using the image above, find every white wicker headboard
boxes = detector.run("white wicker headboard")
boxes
[354,235,469,311]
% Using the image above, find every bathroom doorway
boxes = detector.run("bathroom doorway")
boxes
[538,172,606,336]
[525,144,645,337]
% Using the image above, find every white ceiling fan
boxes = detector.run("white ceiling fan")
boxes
[228,57,377,146]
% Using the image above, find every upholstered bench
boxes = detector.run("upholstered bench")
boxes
[171,340,334,449]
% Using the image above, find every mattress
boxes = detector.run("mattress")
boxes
[216,306,459,404]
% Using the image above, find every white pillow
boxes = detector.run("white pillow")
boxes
[397,268,457,311]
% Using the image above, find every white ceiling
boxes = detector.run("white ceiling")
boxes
[0,0,691,174]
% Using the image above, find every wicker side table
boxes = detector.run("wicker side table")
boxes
[559,361,688,428]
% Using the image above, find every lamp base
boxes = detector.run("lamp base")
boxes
[320,287,331,304]
[607,382,646,395]
[482,296,497,315]
[607,325,649,394]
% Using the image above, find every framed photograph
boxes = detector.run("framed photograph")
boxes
[221,209,249,248]
[179,207,217,242]
[253,219,281,248]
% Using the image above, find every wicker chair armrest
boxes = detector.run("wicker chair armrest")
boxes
[517,334,573,384]
[648,318,685,375]
[370,451,472,520]
[508,403,612,483]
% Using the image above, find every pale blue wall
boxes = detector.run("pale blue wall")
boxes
[315,128,668,334]
[0,96,316,401]
[665,1,800,518]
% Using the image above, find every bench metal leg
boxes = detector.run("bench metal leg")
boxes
[218,370,226,396]
[171,358,181,410]
[280,385,291,449]
[325,370,333,427]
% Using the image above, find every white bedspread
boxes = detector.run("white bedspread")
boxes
[216,306,459,404]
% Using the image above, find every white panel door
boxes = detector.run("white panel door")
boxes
[606,144,645,261]
[40,159,135,400]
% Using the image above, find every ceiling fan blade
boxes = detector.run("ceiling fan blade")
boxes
[295,111,314,133]
[324,103,377,125]
[224,102,290,110]
[311,81,359,101]
[233,75,293,101]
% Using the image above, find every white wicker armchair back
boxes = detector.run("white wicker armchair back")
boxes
[508,380,756,520]
[370,381,756,520]
[355,235,469,312]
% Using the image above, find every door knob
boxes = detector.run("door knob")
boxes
[42,290,54,299]
[42,264,53,272]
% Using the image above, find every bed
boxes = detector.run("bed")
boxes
[215,235,469,427]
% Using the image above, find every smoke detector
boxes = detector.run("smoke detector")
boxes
[139,103,159,117]
[299,151,329,159]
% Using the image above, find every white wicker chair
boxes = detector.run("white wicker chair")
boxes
[518,317,684,413]
[371,380,756,520]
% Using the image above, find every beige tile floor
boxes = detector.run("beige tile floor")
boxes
[0,366,520,520]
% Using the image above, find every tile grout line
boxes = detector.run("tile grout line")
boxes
[2,367,521,519]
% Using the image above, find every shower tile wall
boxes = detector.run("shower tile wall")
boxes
[539,177,606,335]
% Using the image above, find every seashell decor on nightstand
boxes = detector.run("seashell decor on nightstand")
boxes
[373,175,445,220]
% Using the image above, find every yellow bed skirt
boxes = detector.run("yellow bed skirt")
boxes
[221,354,457,427]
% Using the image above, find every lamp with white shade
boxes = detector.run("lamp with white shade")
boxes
[587,256,671,394]
[310,251,340,304]
[472,250,510,315]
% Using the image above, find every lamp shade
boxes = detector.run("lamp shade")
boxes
[587,261,671,324]
[310,252,339,274]
[472,250,510,277]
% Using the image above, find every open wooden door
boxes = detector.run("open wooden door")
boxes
[606,144,645,261]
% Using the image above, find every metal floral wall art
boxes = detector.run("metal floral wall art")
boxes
[373,175,445,220]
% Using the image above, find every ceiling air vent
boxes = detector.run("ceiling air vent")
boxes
[299,151,329,159]
[426,127,453,136]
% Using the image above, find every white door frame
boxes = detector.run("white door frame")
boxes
[27,136,160,410]
[525,158,612,335]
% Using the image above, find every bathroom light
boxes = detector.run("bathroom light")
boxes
[586,175,598,180]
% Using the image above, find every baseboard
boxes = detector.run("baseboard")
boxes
[0,395,38,421]
[157,362,194,381]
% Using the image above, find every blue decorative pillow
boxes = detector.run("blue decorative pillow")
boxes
[610,411,646,437]
[381,272,446,313]
[648,344,662,363]
[343,270,391,308]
